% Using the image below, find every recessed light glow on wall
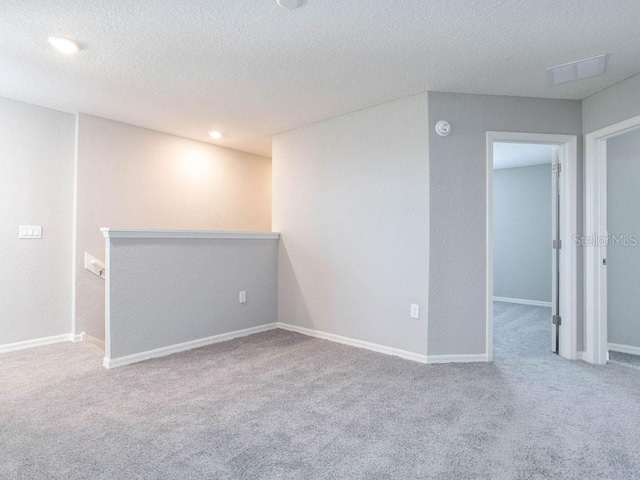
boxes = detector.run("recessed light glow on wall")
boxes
[182,151,213,181]
[208,130,223,140]
[48,36,82,55]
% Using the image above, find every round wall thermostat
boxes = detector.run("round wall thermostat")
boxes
[435,121,451,136]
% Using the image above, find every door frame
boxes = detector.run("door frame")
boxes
[584,115,640,365]
[486,132,578,361]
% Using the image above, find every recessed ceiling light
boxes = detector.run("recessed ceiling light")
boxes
[208,130,223,140]
[546,54,607,85]
[48,36,82,55]
[276,0,301,10]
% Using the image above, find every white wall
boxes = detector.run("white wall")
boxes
[0,97,75,346]
[106,234,278,362]
[273,94,430,356]
[75,114,272,341]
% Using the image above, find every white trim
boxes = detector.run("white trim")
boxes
[426,353,488,364]
[584,127,608,364]
[487,132,578,362]
[0,334,74,354]
[104,323,277,368]
[584,115,640,365]
[493,297,552,308]
[71,113,80,337]
[101,228,280,240]
[486,135,494,362]
[276,323,428,364]
[575,351,587,361]
[586,115,640,140]
[608,343,640,356]
[72,333,85,343]
[86,335,105,350]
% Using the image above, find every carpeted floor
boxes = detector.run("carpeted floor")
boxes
[493,301,553,360]
[1,303,640,479]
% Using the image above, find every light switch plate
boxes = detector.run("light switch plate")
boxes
[19,225,42,239]
[239,291,247,304]
[410,304,420,319]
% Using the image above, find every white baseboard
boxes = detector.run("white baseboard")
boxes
[0,333,74,354]
[104,323,278,369]
[426,353,489,364]
[608,343,640,356]
[575,351,587,361]
[86,334,105,350]
[276,322,428,364]
[72,333,85,343]
[493,296,552,308]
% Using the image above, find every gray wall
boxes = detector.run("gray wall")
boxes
[107,237,278,359]
[494,164,552,303]
[583,72,640,134]
[428,92,582,356]
[607,128,640,348]
[273,94,430,356]
[0,97,74,345]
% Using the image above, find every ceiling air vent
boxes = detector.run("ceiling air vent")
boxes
[546,54,608,85]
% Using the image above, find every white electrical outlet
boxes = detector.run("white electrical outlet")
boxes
[410,304,420,319]
[239,291,247,304]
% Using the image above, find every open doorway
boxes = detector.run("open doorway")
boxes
[486,132,578,362]
[492,142,554,359]
[585,115,640,366]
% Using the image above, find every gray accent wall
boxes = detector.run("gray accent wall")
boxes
[428,92,582,356]
[0,97,75,346]
[607,128,640,348]
[583,72,640,134]
[107,237,278,359]
[493,164,552,303]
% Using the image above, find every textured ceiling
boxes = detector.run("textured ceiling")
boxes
[493,143,554,170]
[1,0,640,156]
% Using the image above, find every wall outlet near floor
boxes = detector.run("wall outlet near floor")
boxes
[410,304,420,319]
[239,291,247,304]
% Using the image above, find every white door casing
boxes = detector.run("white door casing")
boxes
[584,115,640,365]
[486,132,578,361]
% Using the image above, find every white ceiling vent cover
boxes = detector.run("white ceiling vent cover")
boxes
[547,54,608,85]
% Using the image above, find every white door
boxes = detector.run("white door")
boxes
[551,148,561,354]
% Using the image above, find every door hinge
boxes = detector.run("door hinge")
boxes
[553,239,562,249]
[552,315,562,326]
[603,258,607,266]
[553,163,562,174]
